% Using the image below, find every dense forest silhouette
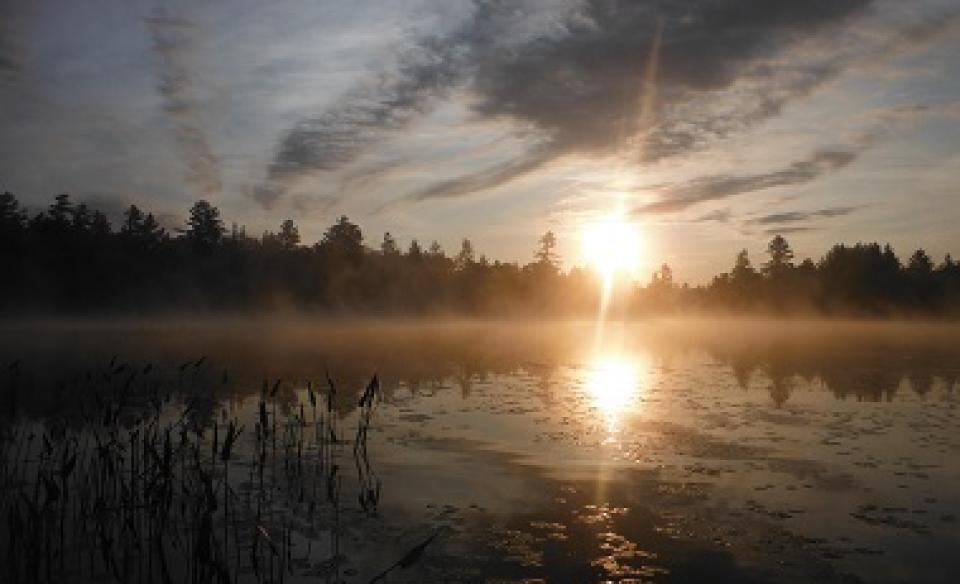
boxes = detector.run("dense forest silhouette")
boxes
[1,192,958,316]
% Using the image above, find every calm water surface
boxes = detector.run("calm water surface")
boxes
[1,319,959,583]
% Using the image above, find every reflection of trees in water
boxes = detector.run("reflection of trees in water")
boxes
[767,370,795,408]
[707,337,959,405]
[731,360,755,392]
[1,323,584,419]
[3,322,959,415]
[454,369,473,399]
[532,365,557,407]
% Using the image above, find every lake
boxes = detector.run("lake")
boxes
[1,319,959,583]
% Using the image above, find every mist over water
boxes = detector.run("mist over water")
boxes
[4,317,958,401]
[2,317,959,582]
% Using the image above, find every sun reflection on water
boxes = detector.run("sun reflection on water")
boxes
[584,353,647,434]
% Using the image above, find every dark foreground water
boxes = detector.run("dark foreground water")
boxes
[1,319,959,583]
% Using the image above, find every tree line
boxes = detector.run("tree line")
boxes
[663,234,960,315]
[0,192,590,314]
[1,192,958,316]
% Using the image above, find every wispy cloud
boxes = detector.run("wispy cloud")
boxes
[866,100,960,127]
[0,8,22,81]
[747,205,863,226]
[337,157,411,197]
[253,36,470,209]
[696,208,733,223]
[635,149,860,215]
[146,13,222,199]
[763,225,819,235]
[394,143,558,205]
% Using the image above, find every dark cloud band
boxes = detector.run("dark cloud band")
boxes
[400,144,558,204]
[748,206,862,226]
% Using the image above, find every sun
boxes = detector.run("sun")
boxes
[581,214,642,278]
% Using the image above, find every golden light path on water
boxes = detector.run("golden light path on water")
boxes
[584,352,645,435]
[581,344,653,504]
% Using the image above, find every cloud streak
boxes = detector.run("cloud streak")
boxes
[697,208,733,223]
[748,205,863,226]
[763,225,818,235]
[146,13,222,199]
[635,149,860,215]
[0,10,22,80]
[397,143,558,204]
[0,37,19,78]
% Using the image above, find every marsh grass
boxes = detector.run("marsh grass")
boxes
[0,357,392,583]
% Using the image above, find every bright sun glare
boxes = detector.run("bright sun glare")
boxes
[581,215,642,278]
[586,356,639,415]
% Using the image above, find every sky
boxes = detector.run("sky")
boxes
[1,0,959,282]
